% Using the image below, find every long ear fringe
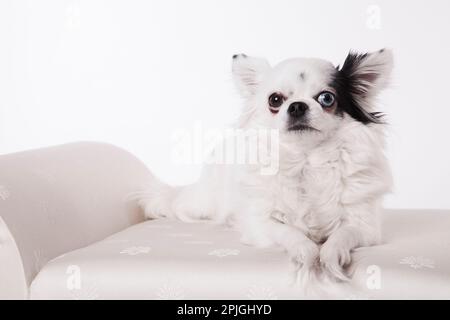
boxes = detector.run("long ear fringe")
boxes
[342,49,393,97]
[232,54,271,98]
[332,49,393,125]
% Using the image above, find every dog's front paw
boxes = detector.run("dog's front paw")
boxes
[286,239,320,287]
[319,242,352,282]
[287,238,320,269]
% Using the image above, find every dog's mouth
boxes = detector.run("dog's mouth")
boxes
[287,123,319,132]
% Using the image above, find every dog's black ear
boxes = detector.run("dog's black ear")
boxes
[333,49,393,124]
[341,49,393,99]
[232,54,271,98]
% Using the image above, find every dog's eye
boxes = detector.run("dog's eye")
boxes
[268,93,285,109]
[317,92,336,108]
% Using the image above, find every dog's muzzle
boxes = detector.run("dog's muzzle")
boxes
[287,101,318,132]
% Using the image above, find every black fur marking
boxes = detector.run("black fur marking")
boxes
[232,53,247,59]
[330,52,384,125]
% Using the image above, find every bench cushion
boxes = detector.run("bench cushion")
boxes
[29,209,450,299]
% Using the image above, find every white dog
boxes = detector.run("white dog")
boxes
[136,49,393,282]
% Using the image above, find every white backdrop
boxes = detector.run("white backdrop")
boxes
[1,0,449,209]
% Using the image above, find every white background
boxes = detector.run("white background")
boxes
[1,0,449,209]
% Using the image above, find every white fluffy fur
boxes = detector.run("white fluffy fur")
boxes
[136,50,393,284]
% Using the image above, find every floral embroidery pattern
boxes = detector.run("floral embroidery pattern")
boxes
[69,283,100,300]
[399,256,435,269]
[120,246,151,256]
[208,248,240,258]
[33,169,57,184]
[155,282,186,300]
[246,285,278,300]
[0,185,10,200]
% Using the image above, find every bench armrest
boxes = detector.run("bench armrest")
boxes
[0,142,151,298]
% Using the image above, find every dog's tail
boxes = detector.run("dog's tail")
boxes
[129,176,179,220]
[130,175,215,222]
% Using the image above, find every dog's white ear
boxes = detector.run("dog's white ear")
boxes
[232,54,271,97]
[340,49,394,100]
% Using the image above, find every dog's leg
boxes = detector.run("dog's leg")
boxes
[319,225,361,281]
[261,218,321,288]
[236,205,319,272]
[265,219,319,267]
[320,205,381,281]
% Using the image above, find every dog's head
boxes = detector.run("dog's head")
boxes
[232,50,393,138]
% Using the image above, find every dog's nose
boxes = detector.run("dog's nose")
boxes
[288,102,309,118]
